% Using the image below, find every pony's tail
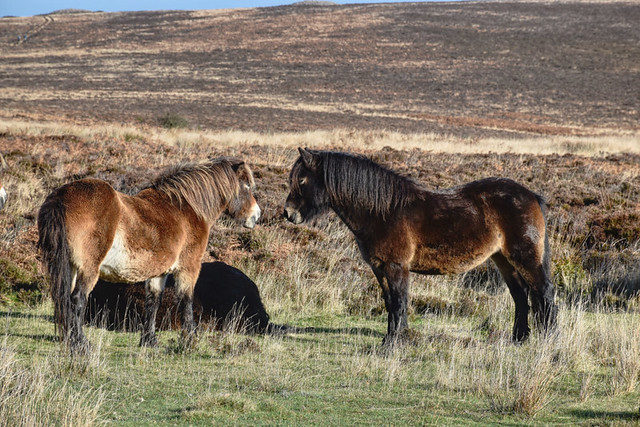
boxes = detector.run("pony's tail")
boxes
[37,193,72,342]
[536,193,558,330]
[536,194,552,277]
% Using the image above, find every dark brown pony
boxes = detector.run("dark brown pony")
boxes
[284,148,557,345]
[38,158,261,352]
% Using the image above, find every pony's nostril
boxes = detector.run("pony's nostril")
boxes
[243,204,261,229]
[283,207,302,224]
[284,207,296,220]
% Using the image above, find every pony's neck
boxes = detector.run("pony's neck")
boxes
[329,200,378,238]
[324,175,405,236]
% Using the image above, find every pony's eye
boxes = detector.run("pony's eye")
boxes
[299,178,307,186]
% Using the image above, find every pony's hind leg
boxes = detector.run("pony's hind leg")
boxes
[69,271,92,354]
[529,266,558,335]
[491,253,530,343]
[511,262,557,336]
[501,236,558,338]
[140,275,167,347]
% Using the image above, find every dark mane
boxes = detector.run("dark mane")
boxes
[151,159,239,222]
[285,148,557,346]
[317,151,423,219]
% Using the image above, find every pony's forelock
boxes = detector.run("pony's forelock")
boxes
[288,157,307,194]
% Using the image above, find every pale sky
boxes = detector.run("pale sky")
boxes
[1,1,449,18]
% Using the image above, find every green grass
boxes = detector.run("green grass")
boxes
[1,300,639,426]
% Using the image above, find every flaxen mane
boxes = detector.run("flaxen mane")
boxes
[152,159,240,222]
[319,151,422,219]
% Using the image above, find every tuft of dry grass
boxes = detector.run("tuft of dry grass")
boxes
[1,118,639,157]
[0,336,106,426]
[605,313,640,396]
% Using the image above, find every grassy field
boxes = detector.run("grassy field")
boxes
[0,120,639,425]
[1,299,639,425]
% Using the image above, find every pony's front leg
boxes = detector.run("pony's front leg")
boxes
[378,262,410,346]
[177,291,196,348]
[174,264,201,348]
[140,275,167,347]
[69,284,90,354]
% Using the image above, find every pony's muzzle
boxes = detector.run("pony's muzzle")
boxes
[244,203,261,229]
[0,187,6,211]
[283,207,303,224]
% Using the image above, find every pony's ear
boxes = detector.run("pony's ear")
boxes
[298,147,316,170]
[229,159,245,172]
[230,159,255,188]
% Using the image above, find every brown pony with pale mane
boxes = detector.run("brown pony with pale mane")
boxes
[38,157,261,352]
[284,148,557,345]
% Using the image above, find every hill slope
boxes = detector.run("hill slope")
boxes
[1,2,639,137]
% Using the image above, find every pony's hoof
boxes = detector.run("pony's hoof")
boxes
[511,329,530,345]
[69,339,92,356]
[180,331,198,350]
[382,328,422,351]
[139,334,158,348]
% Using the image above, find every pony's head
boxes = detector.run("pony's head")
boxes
[152,158,260,228]
[226,159,261,229]
[284,148,330,224]
[285,148,423,224]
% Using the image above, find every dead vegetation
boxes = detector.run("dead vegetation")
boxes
[0,122,638,312]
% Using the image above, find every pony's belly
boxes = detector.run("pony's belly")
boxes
[99,232,176,283]
[410,260,474,275]
[411,243,497,275]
